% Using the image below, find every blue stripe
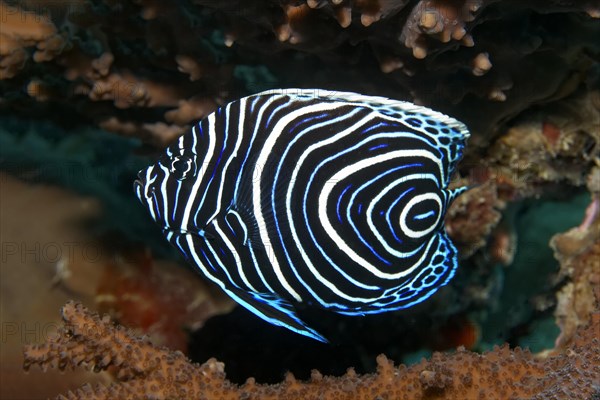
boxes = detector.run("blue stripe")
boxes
[369,143,388,151]
[336,184,352,223]
[385,186,415,244]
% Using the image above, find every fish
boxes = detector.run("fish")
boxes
[134,88,470,342]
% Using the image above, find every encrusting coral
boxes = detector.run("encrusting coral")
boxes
[23,302,600,399]
[483,90,600,199]
[445,180,503,258]
[550,165,600,349]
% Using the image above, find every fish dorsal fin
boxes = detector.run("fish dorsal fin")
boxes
[254,89,470,186]
[224,287,328,343]
[388,230,459,310]
[254,88,469,140]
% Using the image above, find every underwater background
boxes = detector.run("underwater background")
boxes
[1,0,599,398]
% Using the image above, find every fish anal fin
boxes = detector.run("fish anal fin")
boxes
[225,287,328,343]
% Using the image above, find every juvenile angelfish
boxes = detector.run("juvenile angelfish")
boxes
[134,89,470,342]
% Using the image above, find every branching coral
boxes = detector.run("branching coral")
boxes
[0,0,228,147]
[0,1,67,79]
[195,0,600,137]
[23,301,600,400]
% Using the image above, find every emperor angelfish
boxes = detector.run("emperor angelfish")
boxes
[134,89,470,342]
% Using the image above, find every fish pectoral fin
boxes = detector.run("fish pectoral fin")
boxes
[192,230,215,240]
[224,287,328,343]
[230,152,294,248]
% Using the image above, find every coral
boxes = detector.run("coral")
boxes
[551,194,600,348]
[5,0,600,397]
[0,1,67,79]
[0,0,229,147]
[180,0,600,138]
[23,301,600,400]
[482,90,600,199]
[399,0,484,59]
[446,180,503,258]
[94,250,235,353]
[1,0,599,144]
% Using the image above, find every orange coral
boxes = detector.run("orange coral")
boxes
[400,0,480,59]
[23,302,600,400]
[0,1,67,79]
[95,250,234,353]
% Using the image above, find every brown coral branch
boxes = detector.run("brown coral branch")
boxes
[24,301,600,400]
[0,1,67,79]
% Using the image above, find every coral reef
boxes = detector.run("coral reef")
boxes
[482,90,600,199]
[94,251,235,352]
[23,301,600,400]
[18,160,600,397]
[0,1,67,79]
[4,0,600,397]
[1,0,599,145]
[551,171,600,348]
[446,181,503,258]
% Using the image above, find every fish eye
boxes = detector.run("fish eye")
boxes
[170,156,193,181]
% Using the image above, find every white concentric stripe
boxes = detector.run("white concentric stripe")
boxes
[202,231,249,290]
[253,101,353,302]
[178,233,278,315]
[158,164,170,226]
[247,240,276,293]
[212,220,258,292]
[205,101,246,224]
[145,168,158,221]
[226,209,248,244]
[191,120,198,153]
[181,120,216,230]
[288,130,436,297]
[180,233,290,334]
[365,172,440,257]
[268,108,376,307]
[318,149,444,279]
[284,112,385,302]
[233,95,278,204]
[399,192,442,239]
[172,232,224,285]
